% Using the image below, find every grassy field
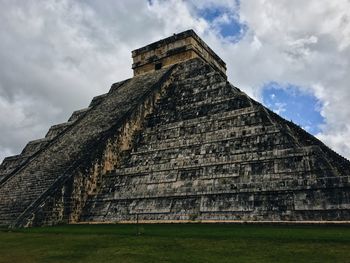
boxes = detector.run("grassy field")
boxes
[0,223,349,263]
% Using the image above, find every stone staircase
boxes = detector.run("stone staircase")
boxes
[0,67,174,227]
[81,58,350,223]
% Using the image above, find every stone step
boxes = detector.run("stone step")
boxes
[174,70,221,84]
[141,109,270,144]
[133,125,283,156]
[45,121,75,139]
[100,167,333,192]
[89,93,108,108]
[21,138,51,156]
[0,169,63,191]
[122,154,332,179]
[153,81,237,109]
[116,146,320,176]
[146,94,252,127]
[0,155,28,175]
[169,81,234,101]
[0,172,5,182]
[82,182,349,221]
[143,106,260,134]
[68,107,91,122]
[91,174,350,208]
[176,92,250,111]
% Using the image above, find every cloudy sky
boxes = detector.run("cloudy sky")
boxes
[1,0,350,162]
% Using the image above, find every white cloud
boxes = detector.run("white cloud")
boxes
[0,0,350,161]
[199,0,350,158]
[236,0,350,158]
[273,102,287,115]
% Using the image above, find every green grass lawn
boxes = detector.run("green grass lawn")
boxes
[0,223,349,263]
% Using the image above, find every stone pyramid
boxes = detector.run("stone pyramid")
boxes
[0,30,349,227]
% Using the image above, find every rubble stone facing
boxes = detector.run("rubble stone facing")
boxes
[0,31,349,227]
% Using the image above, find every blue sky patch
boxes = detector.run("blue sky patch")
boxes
[218,19,247,39]
[199,8,222,22]
[198,6,247,41]
[262,83,325,135]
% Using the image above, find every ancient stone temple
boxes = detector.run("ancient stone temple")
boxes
[0,30,349,227]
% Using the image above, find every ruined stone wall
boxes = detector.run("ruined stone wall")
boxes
[188,37,226,78]
[133,49,197,76]
[132,30,226,77]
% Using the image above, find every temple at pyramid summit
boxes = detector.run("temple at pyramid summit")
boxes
[0,30,350,227]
